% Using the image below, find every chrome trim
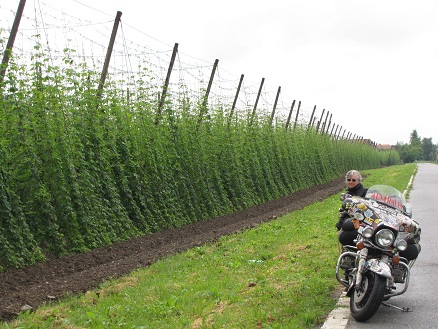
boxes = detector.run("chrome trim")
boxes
[335,251,359,287]
[384,262,410,298]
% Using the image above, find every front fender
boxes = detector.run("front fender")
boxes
[366,259,392,278]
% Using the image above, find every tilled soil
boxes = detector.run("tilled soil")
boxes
[0,177,345,322]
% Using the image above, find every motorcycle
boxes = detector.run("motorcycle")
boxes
[335,184,421,322]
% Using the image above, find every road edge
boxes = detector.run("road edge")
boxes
[321,292,350,328]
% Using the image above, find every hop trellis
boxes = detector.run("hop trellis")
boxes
[1,0,321,130]
[0,1,392,270]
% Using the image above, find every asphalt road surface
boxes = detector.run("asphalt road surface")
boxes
[346,163,438,328]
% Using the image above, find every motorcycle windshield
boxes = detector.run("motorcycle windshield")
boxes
[365,185,406,211]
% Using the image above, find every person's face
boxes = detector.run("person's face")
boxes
[346,175,359,188]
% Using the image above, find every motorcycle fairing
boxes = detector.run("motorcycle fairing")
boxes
[345,197,416,234]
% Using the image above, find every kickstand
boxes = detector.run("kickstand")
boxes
[381,302,411,312]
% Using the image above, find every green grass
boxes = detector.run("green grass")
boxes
[1,164,417,329]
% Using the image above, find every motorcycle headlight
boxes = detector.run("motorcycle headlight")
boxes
[375,229,395,247]
[362,226,374,238]
[396,239,408,251]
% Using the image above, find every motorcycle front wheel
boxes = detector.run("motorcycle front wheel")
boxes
[350,271,386,322]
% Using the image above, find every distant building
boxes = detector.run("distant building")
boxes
[377,144,393,150]
[360,139,376,147]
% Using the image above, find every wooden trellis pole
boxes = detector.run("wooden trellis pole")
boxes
[285,100,296,130]
[250,78,265,125]
[321,111,329,135]
[293,101,301,130]
[0,0,26,87]
[338,126,343,140]
[307,105,316,130]
[229,74,244,124]
[337,126,343,139]
[326,113,332,135]
[316,108,325,133]
[330,123,337,138]
[156,43,179,125]
[96,11,122,106]
[341,129,346,140]
[197,59,218,129]
[269,86,281,125]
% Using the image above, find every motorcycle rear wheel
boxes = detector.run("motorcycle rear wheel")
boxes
[350,271,386,322]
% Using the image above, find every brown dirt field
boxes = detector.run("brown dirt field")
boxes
[0,177,346,322]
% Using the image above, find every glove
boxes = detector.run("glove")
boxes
[335,209,349,231]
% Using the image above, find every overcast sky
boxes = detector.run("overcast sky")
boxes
[4,0,438,145]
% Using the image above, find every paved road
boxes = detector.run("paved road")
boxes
[346,163,438,328]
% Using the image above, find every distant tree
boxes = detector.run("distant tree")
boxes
[398,143,422,163]
[422,137,435,161]
[397,129,437,163]
[410,129,422,148]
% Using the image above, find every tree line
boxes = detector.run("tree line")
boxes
[395,130,437,163]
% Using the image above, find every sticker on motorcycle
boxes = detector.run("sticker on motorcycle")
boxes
[353,219,361,229]
[364,209,374,218]
[354,212,364,221]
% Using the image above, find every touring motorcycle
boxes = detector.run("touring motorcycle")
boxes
[335,185,421,322]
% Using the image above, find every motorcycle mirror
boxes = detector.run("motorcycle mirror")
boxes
[403,203,413,218]
[340,193,352,201]
[342,197,353,210]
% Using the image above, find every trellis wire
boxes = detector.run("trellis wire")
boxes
[1,0,368,141]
